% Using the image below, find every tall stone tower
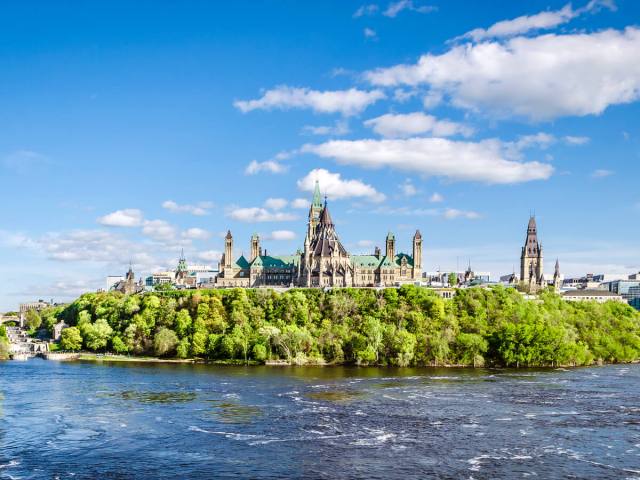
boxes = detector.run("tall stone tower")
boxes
[250,233,260,262]
[306,180,323,242]
[553,259,562,292]
[520,216,544,290]
[223,230,233,269]
[412,230,422,278]
[385,232,395,259]
[175,249,188,284]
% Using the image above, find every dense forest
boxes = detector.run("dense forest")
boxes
[33,285,640,367]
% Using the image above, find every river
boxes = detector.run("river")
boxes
[0,359,639,479]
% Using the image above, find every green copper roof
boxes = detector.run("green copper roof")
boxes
[312,180,322,208]
[351,253,414,269]
[386,231,395,240]
[250,255,299,268]
[395,253,414,267]
[235,255,250,269]
[351,255,382,268]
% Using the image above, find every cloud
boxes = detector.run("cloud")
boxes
[356,239,375,248]
[197,250,222,262]
[98,209,144,227]
[234,86,386,116]
[354,4,379,17]
[364,112,474,138]
[303,138,553,184]
[393,89,419,102]
[429,192,444,203]
[301,120,349,136]
[245,159,288,175]
[365,27,640,121]
[12,229,143,265]
[564,135,590,145]
[370,205,479,220]
[297,168,386,203]
[591,169,614,178]
[291,198,310,209]
[3,150,50,174]
[364,28,377,39]
[457,1,616,42]
[513,132,556,150]
[399,179,418,197]
[266,230,297,241]
[443,208,481,220]
[264,198,288,210]
[226,207,298,223]
[142,219,178,242]
[383,0,437,17]
[162,200,213,216]
[182,228,211,240]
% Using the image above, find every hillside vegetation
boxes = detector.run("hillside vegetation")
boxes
[37,285,640,367]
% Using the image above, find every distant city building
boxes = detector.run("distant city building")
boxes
[19,300,51,314]
[112,265,144,294]
[425,269,491,287]
[562,290,625,303]
[216,181,422,288]
[106,275,125,292]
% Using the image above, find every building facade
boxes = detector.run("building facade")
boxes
[216,181,422,288]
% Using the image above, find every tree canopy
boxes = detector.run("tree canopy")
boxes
[45,285,640,367]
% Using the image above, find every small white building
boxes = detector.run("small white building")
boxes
[562,290,625,303]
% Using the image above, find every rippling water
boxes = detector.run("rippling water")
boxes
[0,359,639,479]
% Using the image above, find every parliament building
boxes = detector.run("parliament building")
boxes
[216,182,423,288]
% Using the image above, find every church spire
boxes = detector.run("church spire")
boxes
[312,180,322,209]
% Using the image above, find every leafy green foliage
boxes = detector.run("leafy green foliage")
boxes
[46,286,640,366]
[60,327,83,351]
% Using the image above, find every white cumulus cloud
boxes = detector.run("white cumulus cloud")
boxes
[226,207,298,223]
[291,198,310,209]
[384,0,436,17]
[297,168,386,203]
[266,230,297,241]
[264,198,288,210]
[364,112,474,138]
[98,209,144,227]
[162,200,213,216]
[366,27,640,121]
[245,159,288,175]
[234,86,386,116]
[182,228,211,240]
[457,1,616,42]
[303,138,553,184]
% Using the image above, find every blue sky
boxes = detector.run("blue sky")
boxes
[1,0,639,309]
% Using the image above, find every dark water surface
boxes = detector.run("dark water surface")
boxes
[1,359,639,479]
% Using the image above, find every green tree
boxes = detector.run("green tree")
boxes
[448,273,458,287]
[60,327,83,351]
[84,319,113,351]
[25,309,42,331]
[154,327,179,356]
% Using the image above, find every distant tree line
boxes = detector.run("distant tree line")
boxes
[30,285,640,367]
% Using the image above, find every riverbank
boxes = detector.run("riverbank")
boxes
[43,352,640,368]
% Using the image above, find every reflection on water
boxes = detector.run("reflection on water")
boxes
[0,359,639,479]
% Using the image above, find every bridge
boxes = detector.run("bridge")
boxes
[0,315,23,328]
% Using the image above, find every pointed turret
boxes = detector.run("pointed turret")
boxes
[312,180,322,209]
[319,198,334,226]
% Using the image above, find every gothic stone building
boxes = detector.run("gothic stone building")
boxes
[216,181,422,288]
